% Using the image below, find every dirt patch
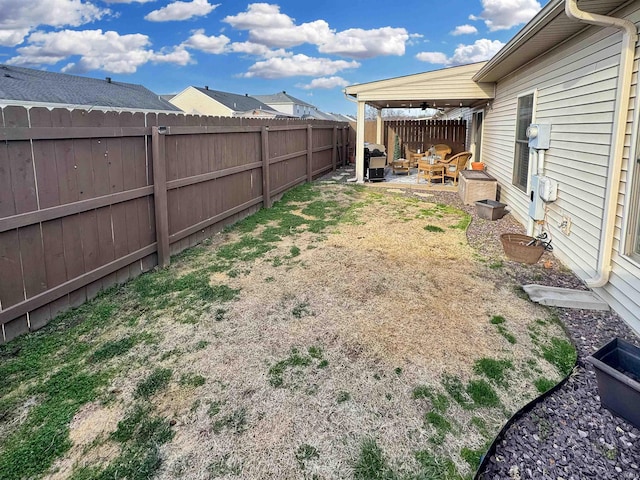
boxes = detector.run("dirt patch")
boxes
[46,403,121,479]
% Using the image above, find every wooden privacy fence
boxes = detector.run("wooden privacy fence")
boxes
[385,119,466,156]
[0,106,350,343]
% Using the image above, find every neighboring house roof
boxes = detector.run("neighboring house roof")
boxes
[328,113,356,122]
[194,87,274,113]
[160,94,177,103]
[345,62,494,109]
[0,64,180,112]
[474,0,629,82]
[232,108,297,119]
[252,91,315,108]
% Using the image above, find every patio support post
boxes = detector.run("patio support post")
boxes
[355,100,366,182]
[376,108,383,144]
[261,126,271,208]
[151,126,170,268]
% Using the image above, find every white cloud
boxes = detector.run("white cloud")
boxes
[8,29,191,73]
[227,41,290,58]
[472,0,541,31]
[223,3,292,29]
[297,76,349,90]
[182,29,230,53]
[451,24,478,36]
[415,52,448,64]
[448,38,504,64]
[318,27,408,59]
[101,0,154,3]
[145,0,218,22]
[416,39,504,65]
[0,0,109,46]
[224,3,409,58]
[243,54,359,79]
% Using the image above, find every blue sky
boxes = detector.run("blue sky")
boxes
[0,0,550,114]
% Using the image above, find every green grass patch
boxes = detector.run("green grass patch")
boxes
[466,380,500,408]
[450,214,472,230]
[414,450,464,480]
[353,438,394,480]
[441,374,473,410]
[473,358,513,387]
[534,377,557,394]
[296,444,320,470]
[292,302,312,319]
[134,368,172,399]
[337,391,351,403]
[89,336,137,363]
[540,337,576,377]
[424,224,445,233]
[412,385,433,400]
[268,346,326,388]
[460,445,486,471]
[425,411,452,434]
[489,261,504,269]
[179,373,206,388]
[489,315,505,324]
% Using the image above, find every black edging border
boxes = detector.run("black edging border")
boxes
[473,319,580,480]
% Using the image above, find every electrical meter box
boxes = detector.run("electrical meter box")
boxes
[526,123,551,150]
[538,176,558,202]
[529,175,545,220]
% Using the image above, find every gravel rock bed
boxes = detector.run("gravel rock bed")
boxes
[417,189,640,480]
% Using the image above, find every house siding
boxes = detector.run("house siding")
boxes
[483,3,640,332]
[169,88,232,116]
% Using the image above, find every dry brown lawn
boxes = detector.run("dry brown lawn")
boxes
[1,182,573,480]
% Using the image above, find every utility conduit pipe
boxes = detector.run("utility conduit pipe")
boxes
[565,0,638,288]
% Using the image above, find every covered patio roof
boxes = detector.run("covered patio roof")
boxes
[344,63,495,182]
[344,62,495,110]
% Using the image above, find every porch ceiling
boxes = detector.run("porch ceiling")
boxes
[344,62,494,110]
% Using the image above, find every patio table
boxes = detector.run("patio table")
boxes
[417,160,445,185]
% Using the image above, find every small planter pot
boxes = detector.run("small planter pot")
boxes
[588,337,640,429]
[471,162,485,171]
[475,199,506,220]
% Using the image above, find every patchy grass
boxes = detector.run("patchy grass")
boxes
[424,224,445,233]
[473,358,513,387]
[0,182,573,480]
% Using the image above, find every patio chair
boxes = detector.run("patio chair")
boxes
[441,151,473,186]
[433,144,452,160]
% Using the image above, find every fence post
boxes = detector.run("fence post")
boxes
[261,126,271,208]
[332,126,337,171]
[306,125,313,182]
[151,126,170,268]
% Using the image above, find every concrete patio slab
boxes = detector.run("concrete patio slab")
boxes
[523,284,609,311]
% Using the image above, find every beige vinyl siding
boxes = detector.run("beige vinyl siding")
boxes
[444,107,475,150]
[169,88,232,116]
[484,2,640,332]
[483,13,624,279]
[601,4,640,334]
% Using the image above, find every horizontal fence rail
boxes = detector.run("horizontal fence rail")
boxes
[0,106,353,342]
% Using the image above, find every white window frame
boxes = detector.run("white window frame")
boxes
[622,121,640,264]
[513,90,538,192]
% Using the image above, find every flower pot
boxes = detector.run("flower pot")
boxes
[471,162,485,171]
[588,337,640,429]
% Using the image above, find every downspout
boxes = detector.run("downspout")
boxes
[565,0,638,288]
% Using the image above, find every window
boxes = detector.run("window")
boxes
[626,155,640,261]
[513,94,534,191]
